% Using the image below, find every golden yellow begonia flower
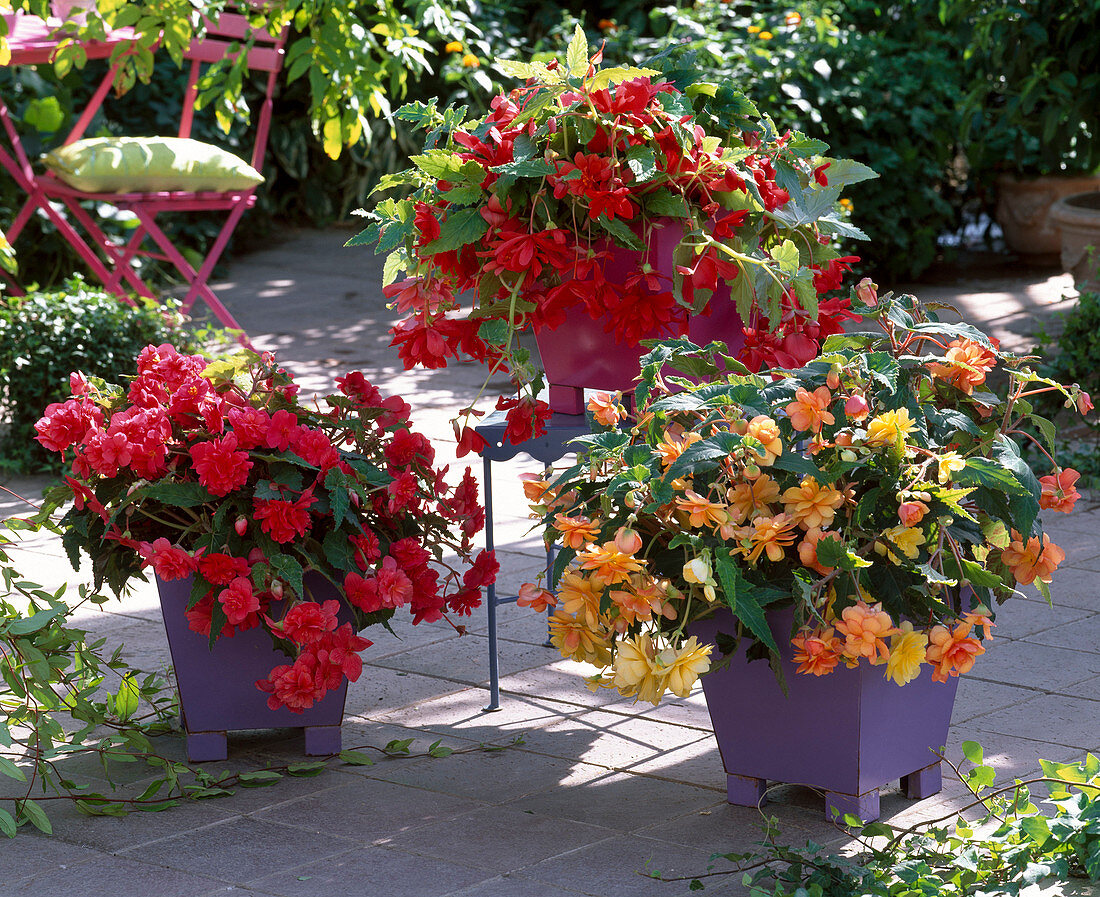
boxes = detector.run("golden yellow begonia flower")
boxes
[937,450,966,483]
[444,40,463,53]
[656,636,712,697]
[865,408,917,447]
[549,609,612,666]
[885,621,927,685]
[876,524,926,563]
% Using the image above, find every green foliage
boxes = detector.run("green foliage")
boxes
[946,0,1100,178]
[1030,291,1100,487]
[667,744,1100,893]
[598,1,970,281]
[0,276,204,474]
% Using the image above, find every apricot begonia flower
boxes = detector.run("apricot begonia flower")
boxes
[517,582,556,612]
[1039,468,1081,514]
[797,527,838,575]
[588,392,623,427]
[739,513,799,563]
[885,622,927,685]
[1001,531,1065,585]
[577,540,646,583]
[785,386,835,433]
[676,489,730,529]
[835,600,896,664]
[926,618,985,682]
[519,473,554,505]
[865,408,917,448]
[745,415,783,465]
[928,338,997,395]
[781,476,844,530]
[553,513,601,549]
[791,627,843,676]
[654,430,702,466]
[727,474,780,523]
[557,570,604,627]
[548,609,612,666]
[898,500,929,527]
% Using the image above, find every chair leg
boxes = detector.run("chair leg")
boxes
[134,204,251,338]
[59,199,155,299]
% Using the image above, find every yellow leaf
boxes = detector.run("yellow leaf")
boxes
[588,66,659,90]
[322,117,343,160]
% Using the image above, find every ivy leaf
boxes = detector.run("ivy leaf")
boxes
[113,674,140,722]
[17,799,51,835]
[338,750,375,766]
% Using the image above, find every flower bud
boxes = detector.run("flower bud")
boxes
[614,527,643,555]
[856,277,878,306]
[683,557,711,585]
[234,517,248,536]
[844,394,870,421]
[898,500,929,528]
[248,547,266,565]
[826,369,841,390]
[270,580,284,599]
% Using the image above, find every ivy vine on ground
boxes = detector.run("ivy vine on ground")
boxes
[0,502,517,836]
[653,743,1100,895]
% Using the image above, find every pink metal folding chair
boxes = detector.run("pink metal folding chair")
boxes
[11,11,287,336]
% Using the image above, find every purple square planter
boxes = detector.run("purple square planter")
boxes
[533,219,746,414]
[692,609,960,822]
[156,574,349,762]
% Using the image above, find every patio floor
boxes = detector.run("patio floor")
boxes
[1,230,1097,896]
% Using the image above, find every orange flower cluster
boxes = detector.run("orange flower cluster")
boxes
[792,602,991,685]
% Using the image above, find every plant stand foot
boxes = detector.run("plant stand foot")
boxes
[901,762,942,799]
[547,384,585,415]
[304,725,342,756]
[726,773,767,806]
[186,730,228,762]
[825,789,880,823]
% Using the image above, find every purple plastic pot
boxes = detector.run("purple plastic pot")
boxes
[534,219,747,414]
[156,574,350,762]
[691,608,959,822]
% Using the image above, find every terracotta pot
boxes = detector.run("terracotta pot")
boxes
[995,174,1100,256]
[691,607,959,822]
[1050,191,1100,292]
[156,573,350,762]
[533,218,746,414]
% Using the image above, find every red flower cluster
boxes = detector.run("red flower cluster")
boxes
[373,62,863,449]
[37,344,494,712]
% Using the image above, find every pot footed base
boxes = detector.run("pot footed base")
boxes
[725,760,943,822]
[179,712,343,762]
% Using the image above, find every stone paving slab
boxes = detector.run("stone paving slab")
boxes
[2,230,1098,896]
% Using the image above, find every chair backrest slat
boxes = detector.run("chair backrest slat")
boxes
[179,8,288,169]
[184,41,284,71]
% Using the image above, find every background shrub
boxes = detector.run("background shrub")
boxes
[0,276,206,474]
